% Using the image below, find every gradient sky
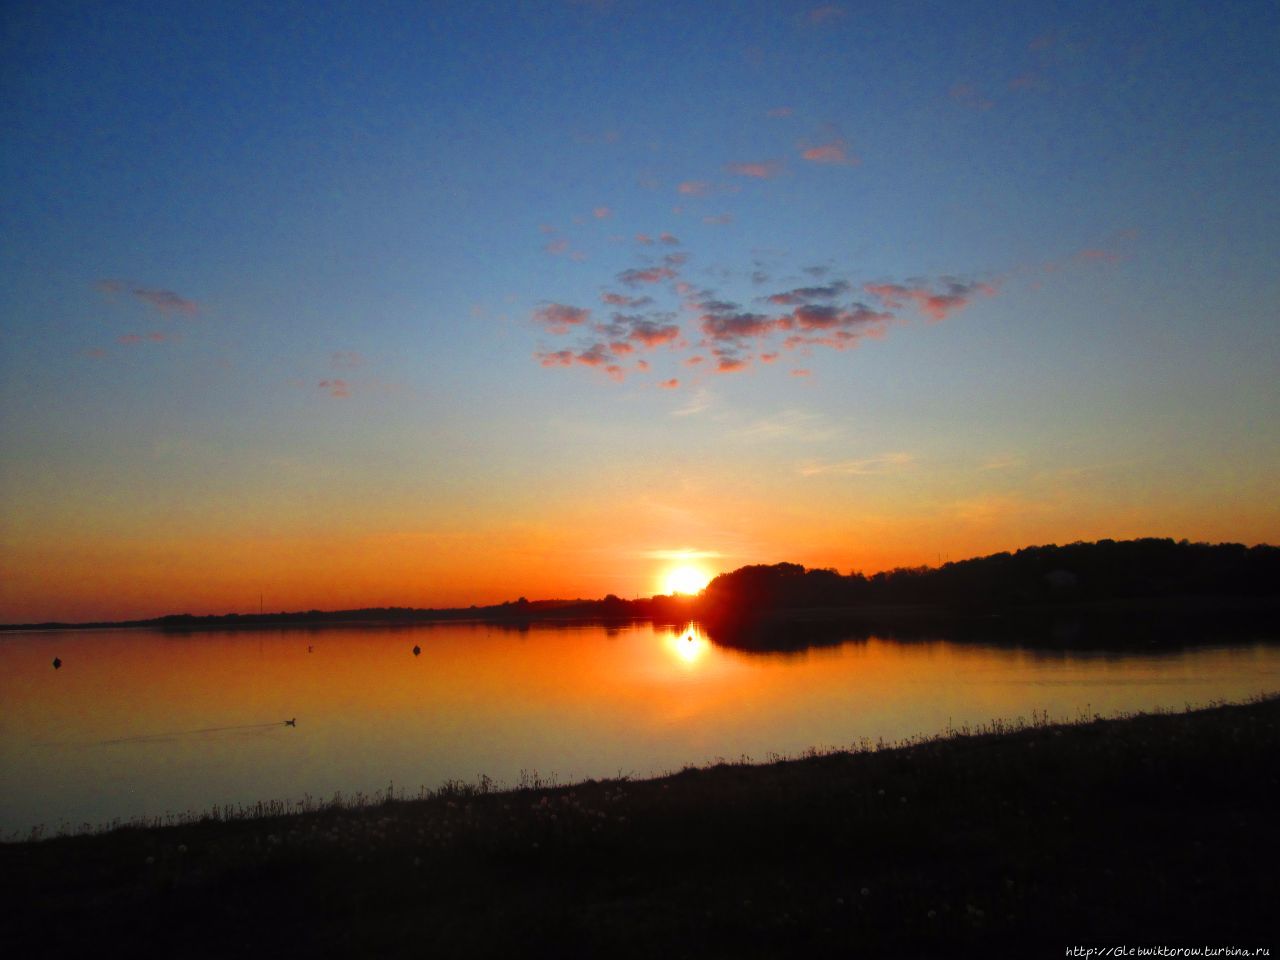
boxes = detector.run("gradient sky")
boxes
[2,0,1278,622]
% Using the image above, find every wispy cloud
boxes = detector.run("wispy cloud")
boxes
[673,387,713,416]
[601,292,654,307]
[799,452,913,476]
[678,180,712,197]
[799,137,858,166]
[702,213,734,226]
[766,106,794,118]
[734,409,840,442]
[97,279,200,315]
[725,160,784,179]
[593,206,613,219]
[765,280,850,305]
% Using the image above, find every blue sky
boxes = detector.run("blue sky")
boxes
[2,0,1278,620]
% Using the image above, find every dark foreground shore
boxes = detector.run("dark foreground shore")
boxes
[5,699,1278,959]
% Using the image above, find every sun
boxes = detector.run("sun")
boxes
[663,564,712,596]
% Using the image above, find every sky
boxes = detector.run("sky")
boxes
[2,0,1278,622]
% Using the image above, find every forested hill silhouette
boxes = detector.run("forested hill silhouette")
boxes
[694,538,1280,651]
[700,538,1280,615]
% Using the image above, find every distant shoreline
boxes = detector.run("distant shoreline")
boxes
[6,594,1280,633]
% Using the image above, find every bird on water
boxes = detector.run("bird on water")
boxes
[52,657,61,669]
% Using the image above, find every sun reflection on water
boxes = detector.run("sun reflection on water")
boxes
[665,623,710,667]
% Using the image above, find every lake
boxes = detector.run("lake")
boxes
[3,620,1279,838]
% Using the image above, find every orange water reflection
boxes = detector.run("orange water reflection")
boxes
[1,622,1278,835]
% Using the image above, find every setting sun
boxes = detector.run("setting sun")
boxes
[663,565,712,596]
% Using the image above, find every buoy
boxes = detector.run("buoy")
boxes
[285,718,296,727]
[52,657,62,669]
[412,645,421,656]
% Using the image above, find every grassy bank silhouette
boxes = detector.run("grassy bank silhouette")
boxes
[5,696,1277,957]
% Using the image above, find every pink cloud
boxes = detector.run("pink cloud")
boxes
[659,232,681,245]
[117,334,143,345]
[593,206,613,219]
[760,352,779,364]
[800,138,858,165]
[864,278,996,322]
[685,355,705,366]
[725,160,783,179]
[716,356,750,373]
[660,378,679,389]
[636,359,650,372]
[319,379,350,398]
[545,238,569,255]
[791,368,812,377]
[534,303,591,333]
[635,233,654,245]
[538,350,574,367]
[678,180,712,197]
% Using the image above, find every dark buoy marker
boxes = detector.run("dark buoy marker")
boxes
[52,657,62,670]
[412,644,421,656]
[285,718,296,727]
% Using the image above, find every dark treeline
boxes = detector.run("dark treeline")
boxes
[701,537,1280,614]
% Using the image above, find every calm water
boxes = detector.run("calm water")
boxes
[2,621,1279,837]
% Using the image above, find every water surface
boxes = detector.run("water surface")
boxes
[2,621,1278,837]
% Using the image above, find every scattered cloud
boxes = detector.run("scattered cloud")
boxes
[864,278,996,322]
[702,213,734,226]
[725,160,784,179]
[765,280,851,305]
[766,106,794,118]
[659,378,679,389]
[618,265,677,286]
[678,180,712,197]
[545,237,570,255]
[533,302,591,333]
[319,378,350,399]
[791,368,811,377]
[593,206,612,219]
[659,232,681,245]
